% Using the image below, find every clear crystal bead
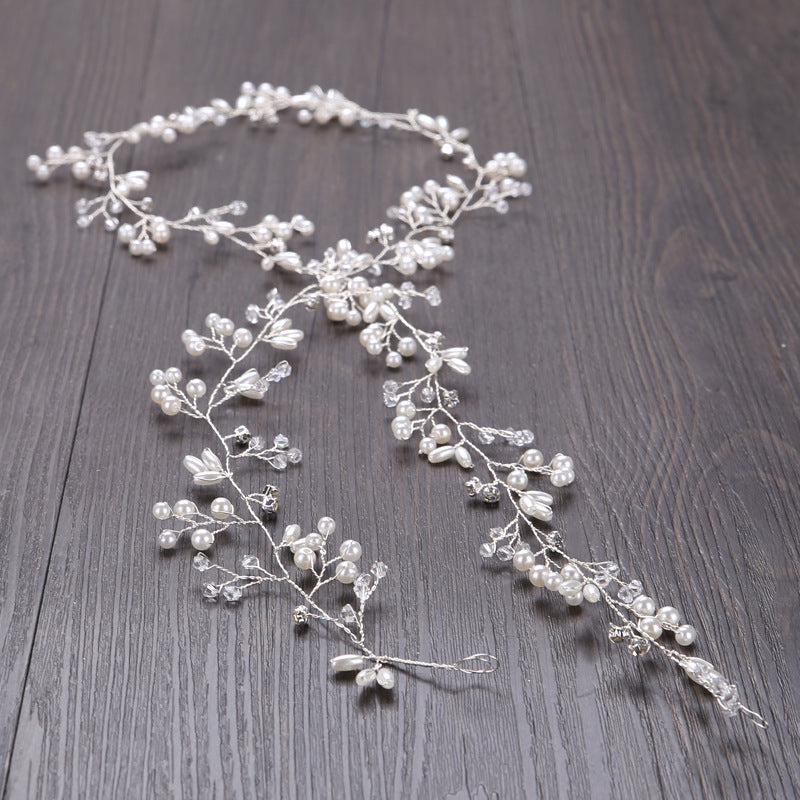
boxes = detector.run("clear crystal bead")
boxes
[477,429,495,445]
[627,634,650,656]
[268,360,292,380]
[594,561,619,588]
[442,390,459,408]
[370,561,388,579]
[545,531,564,549]
[222,584,243,602]
[617,580,644,604]
[383,392,398,408]
[397,295,412,310]
[480,485,500,504]
[245,305,260,324]
[339,604,357,625]
[75,198,90,214]
[354,573,373,601]
[202,583,219,600]
[192,553,211,572]
[287,448,302,464]
[479,542,496,558]
[489,526,504,540]
[382,380,399,395]
[250,436,265,451]
[273,434,289,450]
[241,555,260,569]
[271,453,288,471]
[464,477,481,496]
[424,286,442,306]
[230,200,248,215]
[419,386,436,403]
[496,545,515,561]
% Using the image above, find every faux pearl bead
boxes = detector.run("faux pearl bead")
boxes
[527,565,547,587]
[205,313,220,329]
[512,549,536,571]
[329,654,366,672]
[186,338,206,356]
[150,384,169,404]
[152,222,171,244]
[71,160,90,180]
[638,617,663,639]
[164,367,182,383]
[304,533,324,551]
[335,561,359,584]
[431,423,451,444]
[186,379,206,398]
[355,668,377,687]
[340,540,362,561]
[418,437,436,455]
[282,524,302,544]
[173,499,196,518]
[149,369,166,385]
[191,528,214,551]
[550,469,575,488]
[520,448,544,469]
[397,337,417,357]
[152,501,171,520]
[396,400,416,419]
[345,309,362,326]
[675,624,697,646]
[544,572,563,592]
[293,547,315,570]
[386,351,402,369]
[560,563,581,581]
[366,341,382,356]
[506,469,528,491]
[233,328,253,348]
[551,454,574,471]
[565,592,583,606]
[158,530,178,549]
[210,497,234,519]
[631,595,656,617]
[391,417,413,440]
[216,318,235,336]
[656,606,681,628]
[582,583,601,603]
[161,396,181,416]
[317,516,336,537]
[376,667,395,689]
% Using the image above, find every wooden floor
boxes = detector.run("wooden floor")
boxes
[1,1,799,797]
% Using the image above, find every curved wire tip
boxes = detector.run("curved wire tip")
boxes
[739,705,769,730]
[452,653,500,674]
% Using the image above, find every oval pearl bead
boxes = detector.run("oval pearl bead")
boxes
[565,592,584,606]
[293,547,315,570]
[638,617,663,639]
[152,501,171,520]
[191,528,214,551]
[526,565,547,587]
[521,449,544,469]
[395,400,416,419]
[376,667,395,689]
[675,624,697,646]
[282,524,302,544]
[330,654,366,672]
[512,549,536,571]
[210,497,233,519]
[427,445,455,464]
[335,561,359,584]
[506,469,528,491]
[340,540,362,561]
[317,516,336,537]
[355,668,377,687]
[631,595,657,617]
[656,606,681,629]
[431,423,451,444]
[454,446,473,469]
[158,530,178,549]
[558,579,582,596]
[518,494,554,521]
[582,583,601,603]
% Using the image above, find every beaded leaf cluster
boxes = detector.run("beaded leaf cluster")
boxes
[27,82,765,725]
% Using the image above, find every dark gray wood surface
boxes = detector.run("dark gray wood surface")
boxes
[1,1,798,797]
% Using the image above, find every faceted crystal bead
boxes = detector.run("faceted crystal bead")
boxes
[293,605,309,625]
[354,573,373,601]
[545,531,564,549]
[222,584,243,602]
[383,391,398,408]
[339,604,357,625]
[424,286,442,306]
[370,561,388,579]
[245,304,260,324]
[271,454,288,471]
[480,485,500,504]
[202,583,220,600]
[496,545,515,561]
[419,386,436,403]
[273,434,289,450]
[626,634,651,656]
[617,580,644,604]
[489,526,504,540]
[479,542,496,558]
[287,448,303,464]
[250,436,266,451]
[464,478,481,497]
[477,429,495,445]
[382,380,399,395]
[234,425,252,445]
[192,553,211,572]
[593,562,620,588]
[442,390,459,408]
[241,555,260,569]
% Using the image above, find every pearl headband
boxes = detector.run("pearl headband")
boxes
[27,82,766,727]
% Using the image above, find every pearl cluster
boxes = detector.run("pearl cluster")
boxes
[29,83,764,725]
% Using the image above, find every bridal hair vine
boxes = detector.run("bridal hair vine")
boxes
[27,81,767,727]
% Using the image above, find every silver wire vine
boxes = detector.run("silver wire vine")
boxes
[27,82,766,723]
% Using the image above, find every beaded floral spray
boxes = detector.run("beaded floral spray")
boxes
[27,82,766,726]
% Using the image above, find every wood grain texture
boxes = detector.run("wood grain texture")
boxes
[1,1,798,797]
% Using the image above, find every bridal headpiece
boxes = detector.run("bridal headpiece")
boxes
[27,82,766,726]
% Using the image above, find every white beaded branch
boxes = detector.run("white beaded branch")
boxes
[28,82,766,726]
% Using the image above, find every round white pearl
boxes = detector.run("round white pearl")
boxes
[216,318,235,336]
[118,224,136,244]
[340,540,362,561]
[675,624,697,646]
[582,583,601,603]
[173,499,196,518]
[204,229,219,245]
[210,497,234,519]
[191,528,214,551]
[512,549,536,571]
[161,396,181,416]
[565,592,583,606]
[656,606,681,628]
[638,617,663,639]
[152,222,171,244]
[26,154,42,171]
[128,239,143,257]
[161,127,177,143]
[186,338,206,356]
[71,160,90,181]
[293,547,315,570]
[431,423,451,444]
[418,437,436,455]
[158,530,178,549]
[152,501,171,520]
[376,667,395,689]
[544,572,563,592]
[346,309,362,326]
[326,301,348,321]
[560,563,581,581]
[205,313,220,329]
[550,469,575,487]
[335,561,359,584]
[233,328,253,348]
[396,400,416,419]
[366,341,382,356]
[391,417,413,440]
[150,384,169,404]
[528,565,549,587]
[506,469,528,491]
[149,369,166,385]
[631,595,656,617]
[186,379,206,398]
[317,517,336,537]
[386,351,402,369]
[165,367,182,383]
[304,533,324,551]
[551,454,574,471]
[397,337,417,357]
[520,449,544,470]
